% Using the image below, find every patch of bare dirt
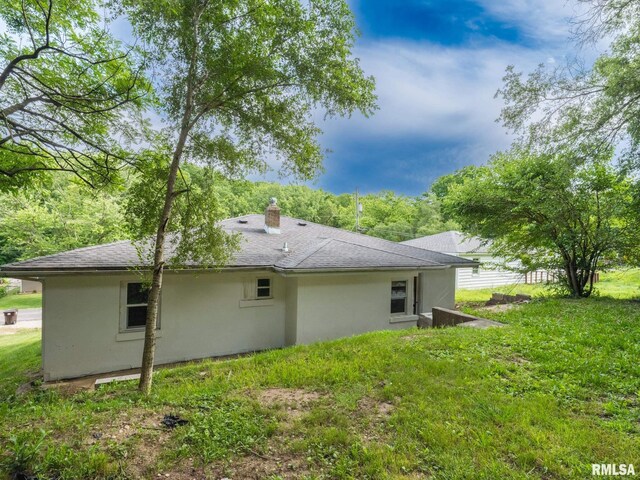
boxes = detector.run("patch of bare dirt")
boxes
[142,458,206,480]
[207,450,311,480]
[15,370,43,395]
[87,407,175,445]
[259,388,322,406]
[87,407,191,478]
[42,376,97,395]
[509,355,531,365]
[258,388,323,421]
[357,397,394,419]
[356,397,395,444]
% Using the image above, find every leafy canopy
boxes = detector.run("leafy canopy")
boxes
[0,176,126,264]
[442,144,637,297]
[120,0,376,180]
[0,0,148,191]
[497,1,640,167]
[124,150,240,269]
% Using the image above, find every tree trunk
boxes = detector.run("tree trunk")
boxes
[138,120,192,394]
[138,10,201,394]
[565,262,583,298]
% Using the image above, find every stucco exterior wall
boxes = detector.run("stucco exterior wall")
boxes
[419,269,456,313]
[284,277,298,346]
[42,271,286,380]
[42,267,459,380]
[293,271,420,345]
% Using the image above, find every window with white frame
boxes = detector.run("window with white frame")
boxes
[256,278,272,298]
[124,282,150,330]
[390,280,407,314]
[472,258,480,275]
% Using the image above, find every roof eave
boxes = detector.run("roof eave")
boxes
[0,265,276,277]
[274,265,450,275]
[0,263,472,277]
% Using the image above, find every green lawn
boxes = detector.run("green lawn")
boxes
[456,268,640,304]
[1,292,639,478]
[0,293,42,310]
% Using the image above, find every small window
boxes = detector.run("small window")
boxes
[390,281,407,314]
[256,278,272,298]
[126,283,150,329]
[472,258,480,275]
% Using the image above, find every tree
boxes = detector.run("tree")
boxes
[497,1,640,165]
[413,193,459,237]
[488,0,640,291]
[0,0,147,190]
[442,144,636,298]
[430,165,479,201]
[572,0,640,44]
[118,0,377,394]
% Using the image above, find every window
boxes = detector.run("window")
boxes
[256,278,272,298]
[472,258,480,275]
[125,283,150,329]
[390,281,407,314]
[239,277,274,308]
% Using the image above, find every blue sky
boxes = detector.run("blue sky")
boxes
[114,1,598,197]
[293,0,595,196]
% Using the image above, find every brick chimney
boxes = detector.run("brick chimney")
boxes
[264,197,281,234]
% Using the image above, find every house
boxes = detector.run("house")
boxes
[0,278,41,294]
[0,201,475,381]
[20,279,42,293]
[0,278,43,294]
[402,231,524,290]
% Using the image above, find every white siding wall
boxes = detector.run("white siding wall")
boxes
[42,272,286,380]
[453,255,523,290]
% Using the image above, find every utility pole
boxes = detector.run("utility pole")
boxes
[355,187,362,232]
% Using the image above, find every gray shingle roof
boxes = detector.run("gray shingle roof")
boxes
[0,215,475,274]
[401,230,490,254]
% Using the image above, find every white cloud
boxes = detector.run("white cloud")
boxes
[321,39,562,162]
[474,0,582,44]
[311,0,618,189]
[318,0,607,180]
[473,0,611,58]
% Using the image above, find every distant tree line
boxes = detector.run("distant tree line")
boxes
[0,168,457,265]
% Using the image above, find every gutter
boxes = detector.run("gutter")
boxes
[273,265,449,276]
[0,265,275,277]
[0,262,476,278]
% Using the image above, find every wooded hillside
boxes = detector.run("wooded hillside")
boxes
[0,170,456,264]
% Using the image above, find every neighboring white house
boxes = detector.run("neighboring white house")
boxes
[402,231,523,290]
[0,202,475,381]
